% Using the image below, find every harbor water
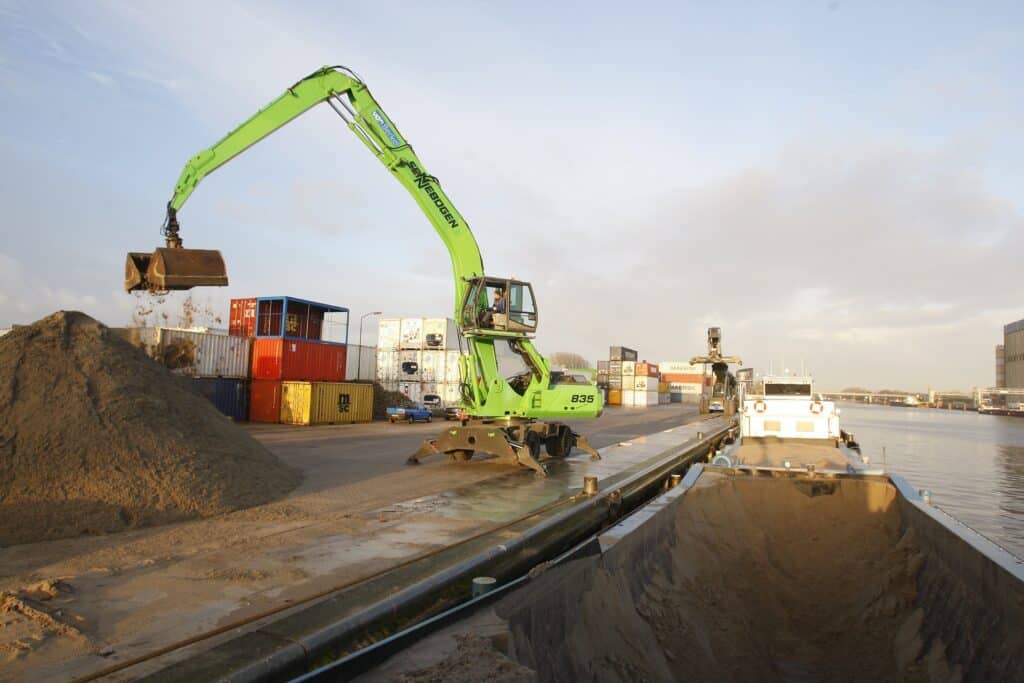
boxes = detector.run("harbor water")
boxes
[840,402,1024,559]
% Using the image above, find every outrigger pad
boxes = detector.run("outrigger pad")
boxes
[407,424,547,477]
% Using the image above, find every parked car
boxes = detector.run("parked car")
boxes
[387,403,433,423]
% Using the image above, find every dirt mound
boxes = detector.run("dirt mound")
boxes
[0,311,301,546]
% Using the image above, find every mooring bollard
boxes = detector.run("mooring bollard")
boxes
[583,476,598,496]
[669,473,682,488]
[472,576,497,598]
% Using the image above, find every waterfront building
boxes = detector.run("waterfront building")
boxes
[1005,319,1024,388]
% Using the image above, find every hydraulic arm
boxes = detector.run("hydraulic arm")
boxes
[125,65,603,475]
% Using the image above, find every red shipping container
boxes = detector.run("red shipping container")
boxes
[251,338,347,381]
[229,298,257,337]
[661,372,705,384]
[249,380,283,422]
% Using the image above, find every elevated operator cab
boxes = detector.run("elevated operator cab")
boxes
[460,277,538,336]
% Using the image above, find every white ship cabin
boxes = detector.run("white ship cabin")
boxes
[741,376,839,441]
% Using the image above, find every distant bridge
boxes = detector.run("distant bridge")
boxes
[819,390,977,408]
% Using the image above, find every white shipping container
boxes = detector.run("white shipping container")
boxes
[399,381,422,403]
[398,350,422,380]
[423,318,458,349]
[420,350,447,382]
[622,361,636,376]
[633,376,659,392]
[659,392,670,405]
[659,361,705,375]
[127,328,251,378]
[345,344,377,381]
[400,318,424,349]
[621,390,636,406]
[421,382,442,407]
[633,391,659,407]
[444,350,464,383]
[376,350,401,382]
[442,382,463,407]
[377,318,401,350]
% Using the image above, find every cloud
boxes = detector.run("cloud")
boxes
[85,70,115,87]
[0,252,101,322]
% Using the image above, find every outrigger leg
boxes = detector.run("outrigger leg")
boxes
[572,431,601,461]
[407,421,547,476]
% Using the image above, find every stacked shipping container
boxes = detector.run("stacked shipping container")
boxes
[598,346,667,407]
[658,361,707,403]
[229,297,371,424]
[598,348,688,405]
[376,318,464,408]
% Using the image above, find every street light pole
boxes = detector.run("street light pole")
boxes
[357,311,383,381]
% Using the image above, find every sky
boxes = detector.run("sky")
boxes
[0,1,1021,391]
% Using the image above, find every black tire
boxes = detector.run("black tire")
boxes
[545,427,573,458]
[525,432,542,460]
[426,414,433,423]
[407,415,414,424]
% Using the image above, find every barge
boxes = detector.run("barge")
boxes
[327,376,1024,682]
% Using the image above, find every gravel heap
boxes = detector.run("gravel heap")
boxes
[0,311,301,546]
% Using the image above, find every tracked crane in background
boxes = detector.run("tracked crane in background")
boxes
[125,66,602,475]
[691,327,742,415]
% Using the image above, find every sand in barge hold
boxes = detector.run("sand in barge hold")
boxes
[372,475,1021,682]
[0,311,301,546]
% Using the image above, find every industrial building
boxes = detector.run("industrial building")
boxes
[996,345,1005,388]
[1005,319,1024,388]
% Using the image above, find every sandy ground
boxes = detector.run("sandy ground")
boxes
[0,405,700,682]
[369,474,973,682]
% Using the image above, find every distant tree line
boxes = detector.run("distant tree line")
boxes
[549,352,591,369]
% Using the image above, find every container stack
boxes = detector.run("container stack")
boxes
[376,317,464,408]
[230,296,372,424]
[659,361,707,403]
[599,347,670,407]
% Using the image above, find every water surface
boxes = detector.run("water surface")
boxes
[840,403,1024,558]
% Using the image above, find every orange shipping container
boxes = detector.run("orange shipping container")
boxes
[661,372,704,384]
[249,380,283,422]
[607,389,622,406]
[635,362,660,378]
[251,338,347,381]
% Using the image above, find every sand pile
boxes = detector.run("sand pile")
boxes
[0,311,301,546]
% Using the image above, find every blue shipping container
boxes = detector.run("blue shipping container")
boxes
[192,378,250,421]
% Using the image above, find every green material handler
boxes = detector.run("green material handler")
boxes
[125,66,603,475]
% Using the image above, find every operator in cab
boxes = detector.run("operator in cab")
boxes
[481,288,506,328]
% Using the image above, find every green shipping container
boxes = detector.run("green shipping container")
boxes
[279,382,373,425]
